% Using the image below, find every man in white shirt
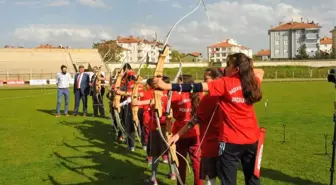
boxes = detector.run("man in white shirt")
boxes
[56,65,72,117]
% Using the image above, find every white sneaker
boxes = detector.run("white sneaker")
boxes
[142,146,147,151]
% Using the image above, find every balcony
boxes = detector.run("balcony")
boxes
[138,52,145,57]
[305,33,318,40]
[138,45,146,51]
[305,43,319,49]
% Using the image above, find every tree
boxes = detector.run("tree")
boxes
[253,54,261,61]
[92,40,123,63]
[170,50,180,62]
[295,45,309,59]
[315,50,322,59]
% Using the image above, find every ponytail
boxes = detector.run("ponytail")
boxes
[228,53,262,104]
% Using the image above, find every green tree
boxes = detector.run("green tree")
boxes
[295,45,309,60]
[253,54,261,61]
[170,49,180,62]
[92,40,123,63]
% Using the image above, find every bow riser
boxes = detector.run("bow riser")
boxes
[154,46,169,118]
[113,69,124,113]
[131,76,143,127]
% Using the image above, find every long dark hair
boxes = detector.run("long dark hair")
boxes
[146,78,154,88]
[178,74,200,117]
[123,63,132,71]
[204,68,224,80]
[227,53,262,104]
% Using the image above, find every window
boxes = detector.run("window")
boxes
[296,40,300,44]
[275,50,280,54]
[284,49,288,53]
[284,40,288,45]
[275,32,280,36]
[275,40,279,45]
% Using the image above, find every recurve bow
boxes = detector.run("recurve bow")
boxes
[153,1,202,184]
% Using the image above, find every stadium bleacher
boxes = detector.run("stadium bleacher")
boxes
[0,48,106,82]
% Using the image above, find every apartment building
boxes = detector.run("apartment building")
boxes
[255,49,271,61]
[115,36,172,63]
[268,19,321,59]
[182,52,202,62]
[207,39,252,62]
[320,36,333,53]
[331,27,336,55]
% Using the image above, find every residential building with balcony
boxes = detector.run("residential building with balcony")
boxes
[115,36,172,63]
[331,27,336,55]
[207,39,252,62]
[255,49,271,61]
[182,52,203,62]
[268,20,321,59]
[320,36,333,54]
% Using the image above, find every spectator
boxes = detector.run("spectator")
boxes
[55,65,72,117]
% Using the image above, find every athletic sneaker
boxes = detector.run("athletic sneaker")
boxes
[129,147,135,152]
[142,145,147,151]
[162,155,168,164]
[147,156,153,165]
[168,173,176,180]
[144,178,158,185]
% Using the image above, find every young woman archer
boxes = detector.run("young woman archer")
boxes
[153,53,264,185]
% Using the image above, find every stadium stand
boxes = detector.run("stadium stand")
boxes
[0,48,107,82]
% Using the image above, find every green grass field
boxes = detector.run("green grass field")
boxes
[0,81,334,185]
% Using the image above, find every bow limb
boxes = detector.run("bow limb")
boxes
[112,69,129,138]
[131,75,143,144]
[153,1,202,182]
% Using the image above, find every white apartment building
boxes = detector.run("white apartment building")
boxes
[115,36,172,63]
[331,27,336,55]
[268,19,321,59]
[320,36,333,53]
[207,39,253,62]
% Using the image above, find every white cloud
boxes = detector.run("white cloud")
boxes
[12,24,112,47]
[129,24,162,40]
[76,0,108,8]
[172,2,182,8]
[46,0,70,7]
[13,1,40,5]
[10,0,109,7]
[129,0,335,55]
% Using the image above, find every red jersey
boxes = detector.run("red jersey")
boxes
[130,82,145,109]
[149,91,168,131]
[207,75,260,144]
[142,89,154,126]
[171,92,202,138]
[197,94,221,158]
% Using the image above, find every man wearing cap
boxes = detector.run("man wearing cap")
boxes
[73,65,90,116]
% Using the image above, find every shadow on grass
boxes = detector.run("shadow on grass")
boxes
[261,168,328,185]
[45,120,169,185]
[37,109,94,117]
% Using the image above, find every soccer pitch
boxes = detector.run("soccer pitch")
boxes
[0,81,333,185]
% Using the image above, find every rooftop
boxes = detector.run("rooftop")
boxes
[208,39,249,49]
[188,52,202,57]
[320,36,332,45]
[269,21,321,31]
[255,49,271,56]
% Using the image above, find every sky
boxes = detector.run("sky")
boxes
[0,0,335,55]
